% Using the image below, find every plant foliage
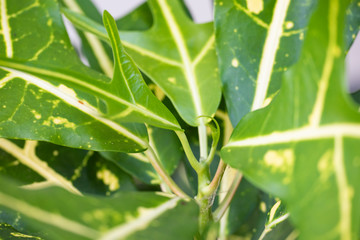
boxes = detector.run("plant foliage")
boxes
[0,0,359,239]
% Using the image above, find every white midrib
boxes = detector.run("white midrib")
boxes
[62,0,113,77]
[333,135,352,240]
[226,123,360,147]
[0,191,100,239]
[0,139,81,195]
[251,0,291,111]
[100,198,180,240]
[156,0,203,118]
[0,68,148,148]
[0,0,13,58]
[0,65,179,130]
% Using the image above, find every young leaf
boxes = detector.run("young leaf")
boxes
[102,11,180,130]
[63,0,222,126]
[215,0,316,125]
[0,178,199,240]
[222,0,360,239]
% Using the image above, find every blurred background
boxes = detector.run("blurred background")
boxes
[67,0,360,92]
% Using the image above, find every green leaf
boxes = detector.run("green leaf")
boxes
[60,0,114,76]
[0,177,199,240]
[215,0,316,125]
[0,139,135,196]
[351,89,360,104]
[62,0,222,126]
[0,0,182,152]
[115,3,153,31]
[0,223,42,240]
[102,11,180,130]
[222,0,360,239]
[101,126,183,185]
[346,0,360,50]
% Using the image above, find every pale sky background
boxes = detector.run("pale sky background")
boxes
[70,0,360,92]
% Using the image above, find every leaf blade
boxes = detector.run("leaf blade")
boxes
[221,0,360,238]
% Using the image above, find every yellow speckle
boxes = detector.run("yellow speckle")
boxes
[285,21,294,30]
[234,29,237,33]
[87,144,91,148]
[259,201,266,212]
[47,19,52,26]
[31,109,42,120]
[58,84,77,98]
[97,168,120,191]
[90,137,94,140]
[246,0,263,14]
[235,86,239,90]
[358,1,360,7]
[2,105,6,108]
[168,77,176,84]
[219,1,223,6]
[353,34,356,39]
[264,149,294,170]
[231,58,239,68]
[299,32,304,40]
[53,150,59,157]
[45,116,76,128]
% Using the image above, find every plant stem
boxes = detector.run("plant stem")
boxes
[197,120,212,233]
[213,172,242,221]
[144,146,190,200]
[201,160,227,196]
[198,122,208,162]
[197,164,212,233]
[175,131,202,173]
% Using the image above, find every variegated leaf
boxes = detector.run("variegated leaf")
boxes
[0,178,199,240]
[0,223,42,240]
[0,0,181,153]
[215,0,316,125]
[0,139,135,196]
[222,0,360,239]
[346,0,360,50]
[62,0,222,126]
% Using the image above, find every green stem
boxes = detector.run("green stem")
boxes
[201,160,227,196]
[144,146,190,200]
[197,165,212,234]
[198,122,208,161]
[175,131,202,173]
[196,121,213,234]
